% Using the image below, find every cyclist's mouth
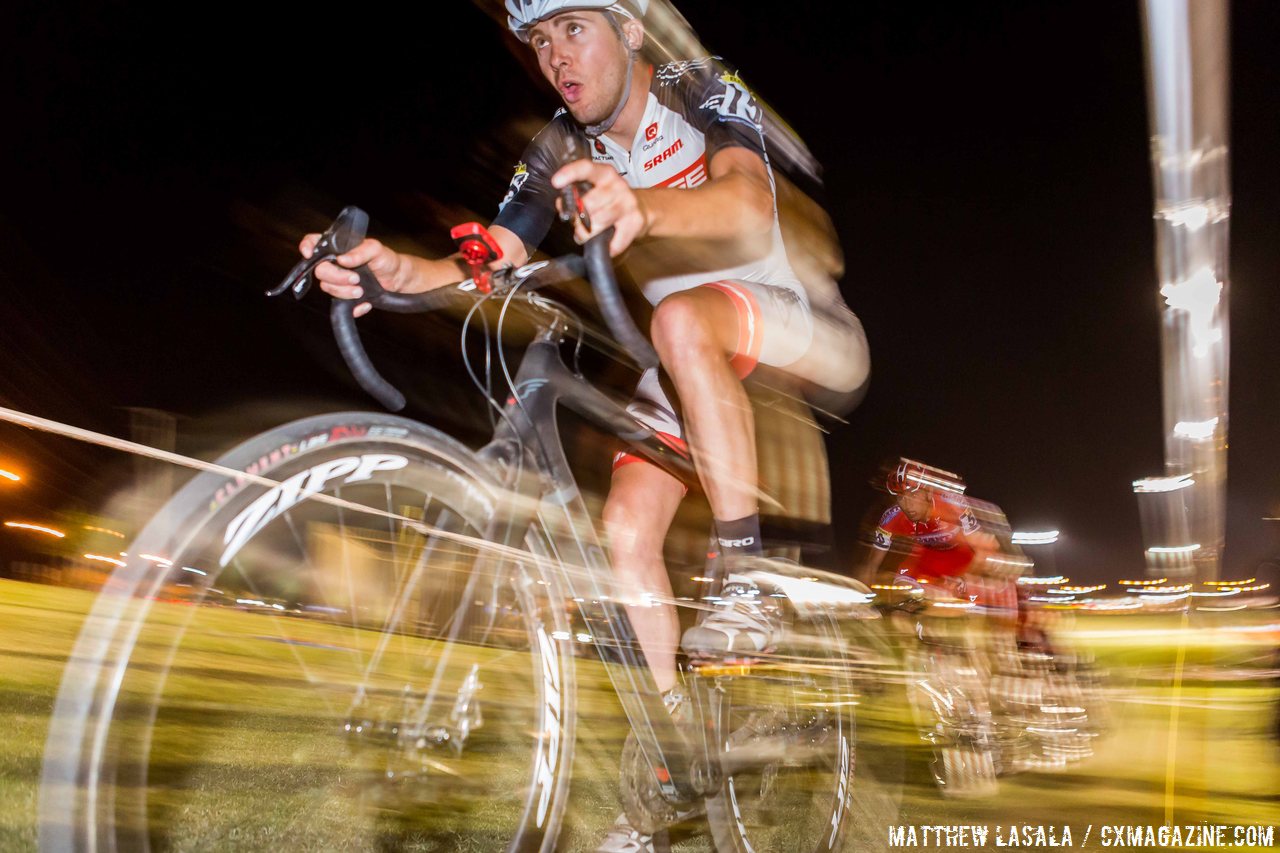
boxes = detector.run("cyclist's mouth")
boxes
[560,80,583,103]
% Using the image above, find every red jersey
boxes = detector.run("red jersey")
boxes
[873,493,981,578]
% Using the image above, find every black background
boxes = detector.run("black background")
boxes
[4,1,1278,581]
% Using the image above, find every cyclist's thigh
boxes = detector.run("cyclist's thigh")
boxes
[697,280,815,378]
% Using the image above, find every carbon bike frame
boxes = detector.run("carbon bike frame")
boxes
[462,320,719,804]
[281,209,726,803]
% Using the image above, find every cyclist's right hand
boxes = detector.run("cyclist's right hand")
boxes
[299,234,406,317]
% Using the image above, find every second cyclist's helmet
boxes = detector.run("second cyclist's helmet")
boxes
[886,460,928,496]
[506,0,648,42]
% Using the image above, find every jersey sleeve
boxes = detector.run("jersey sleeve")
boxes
[940,494,981,536]
[662,58,768,165]
[491,116,579,251]
[872,507,905,551]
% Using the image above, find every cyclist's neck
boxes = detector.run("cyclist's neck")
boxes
[599,62,654,148]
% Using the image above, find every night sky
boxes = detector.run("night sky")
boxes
[4,1,1279,582]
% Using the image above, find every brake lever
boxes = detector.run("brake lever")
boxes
[268,205,371,299]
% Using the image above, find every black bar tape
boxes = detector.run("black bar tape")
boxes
[330,299,406,412]
[583,231,659,371]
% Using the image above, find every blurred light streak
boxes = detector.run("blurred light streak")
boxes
[1084,599,1144,611]
[181,567,207,576]
[1160,268,1224,354]
[83,525,125,538]
[1173,416,1219,440]
[84,553,126,567]
[4,521,65,538]
[1140,0,1231,588]
[1205,577,1255,586]
[1132,474,1195,493]
[1121,577,1169,585]
[1012,530,1060,545]
[987,555,1034,569]
[1131,583,1194,593]
[1017,575,1067,585]
[0,469,20,482]
[1161,201,1213,230]
[1147,544,1201,554]
[139,553,173,566]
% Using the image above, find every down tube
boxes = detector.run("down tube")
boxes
[494,340,702,802]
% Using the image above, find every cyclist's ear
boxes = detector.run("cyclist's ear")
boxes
[621,18,644,53]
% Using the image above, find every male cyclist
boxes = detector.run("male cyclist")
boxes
[863,460,1027,636]
[303,4,867,844]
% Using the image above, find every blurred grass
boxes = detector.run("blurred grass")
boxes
[2,577,1279,851]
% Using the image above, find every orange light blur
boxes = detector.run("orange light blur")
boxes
[4,521,65,538]
[83,525,126,539]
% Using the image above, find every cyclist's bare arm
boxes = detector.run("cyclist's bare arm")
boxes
[302,224,530,314]
[859,540,889,581]
[551,146,775,256]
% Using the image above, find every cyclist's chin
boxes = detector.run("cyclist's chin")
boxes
[562,99,610,127]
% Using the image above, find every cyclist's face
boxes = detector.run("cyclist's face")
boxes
[899,489,932,521]
[529,12,630,126]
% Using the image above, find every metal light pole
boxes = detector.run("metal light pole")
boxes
[1138,0,1231,582]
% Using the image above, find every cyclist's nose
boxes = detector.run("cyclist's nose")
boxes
[548,40,572,71]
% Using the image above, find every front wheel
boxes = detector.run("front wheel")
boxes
[702,611,859,852]
[39,412,576,852]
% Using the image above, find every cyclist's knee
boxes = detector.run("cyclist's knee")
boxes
[602,473,679,559]
[650,290,734,364]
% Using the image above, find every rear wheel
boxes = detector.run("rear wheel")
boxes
[39,413,576,852]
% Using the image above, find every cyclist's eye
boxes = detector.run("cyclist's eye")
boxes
[533,36,548,50]
[567,23,582,36]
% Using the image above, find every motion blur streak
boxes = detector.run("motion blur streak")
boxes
[1136,0,1231,582]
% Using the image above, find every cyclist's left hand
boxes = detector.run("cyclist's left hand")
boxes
[551,159,650,256]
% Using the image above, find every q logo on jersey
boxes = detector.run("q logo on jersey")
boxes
[644,122,658,141]
[499,163,529,212]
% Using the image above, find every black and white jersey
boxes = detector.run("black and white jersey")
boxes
[493,57,802,305]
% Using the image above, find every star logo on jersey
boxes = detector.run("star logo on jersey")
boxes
[498,162,528,212]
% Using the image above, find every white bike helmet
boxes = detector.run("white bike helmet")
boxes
[506,0,648,43]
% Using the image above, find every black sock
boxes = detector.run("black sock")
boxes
[714,514,764,559]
